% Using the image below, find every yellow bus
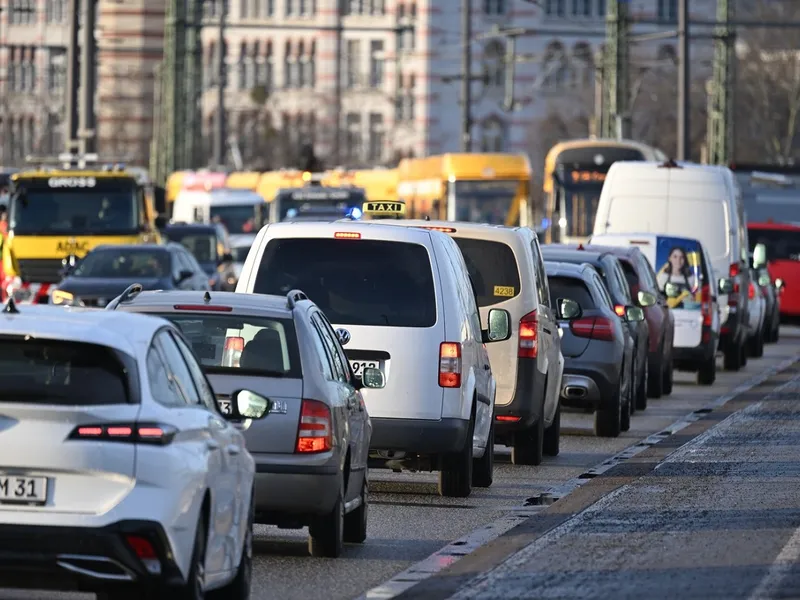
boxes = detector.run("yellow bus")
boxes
[543,138,666,243]
[337,168,398,203]
[397,153,531,226]
[226,171,262,193]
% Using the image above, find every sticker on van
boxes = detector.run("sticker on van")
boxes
[655,236,704,309]
[493,286,515,297]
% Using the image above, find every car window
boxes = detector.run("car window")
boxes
[254,238,437,327]
[308,321,335,380]
[636,254,659,292]
[603,257,631,304]
[154,330,200,405]
[530,238,551,308]
[147,336,189,407]
[619,259,639,289]
[169,250,183,280]
[170,331,218,411]
[591,271,615,309]
[317,312,354,385]
[452,237,522,307]
[313,314,347,383]
[442,236,482,338]
[548,275,596,309]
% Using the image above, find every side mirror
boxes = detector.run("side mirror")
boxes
[718,278,735,295]
[753,243,767,269]
[220,252,234,264]
[50,289,76,306]
[220,389,272,420]
[637,290,657,307]
[361,367,386,389]
[663,282,680,298]
[482,308,511,343]
[154,215,167,230]
[557,297,582,320]
[758,272,771,287]
[625,306,645,322]
[776,278,785,291]
[177,269,194,283]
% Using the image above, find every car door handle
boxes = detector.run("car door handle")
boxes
[206,439,220,451]
[226,444,241,456]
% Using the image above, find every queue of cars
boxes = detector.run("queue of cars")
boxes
[0,164,783,597]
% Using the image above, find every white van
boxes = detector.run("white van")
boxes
[236,221,513,498]
[590,232,721,385]
[592,160,751,371]
[172,188,267,234]
[388,221,566,465]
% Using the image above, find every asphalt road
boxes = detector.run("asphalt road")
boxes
[3,330,799,600]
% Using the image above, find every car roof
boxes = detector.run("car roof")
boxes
[260,220,436,243]
[114,290,298,318]
[544,260,594,278]
[0,304,168,355]
[571,243,638,260]
[541,246,607,263]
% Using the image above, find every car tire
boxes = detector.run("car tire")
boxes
[594,385,622,438]
[472,421,494,488]
[439,414,474,498]
[635,361,648,411]
[697,354,716,385]
[662,359,674,395]
[620,384,631,433]
[511,409,544,466]
[170,513,207,600]
[751,329,765,358]
[647,355,664,399]
[543,402,561,457]
[343,477,368,544]
[309,483,344,558]
[723,340,743,371]
[208,494,254,600]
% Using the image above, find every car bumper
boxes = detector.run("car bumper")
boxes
[369,417,469,455]
[494,357,546,440]
[559,360,619,411]
[0,520,185,593]
[253,457,341,523]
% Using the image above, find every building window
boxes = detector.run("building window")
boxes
[570,0,590,16]
[397,4,406,52]
[345,113,362,162]
[298,0,315,16]
[256,41,274,92]
[346,39,361,88]
[284,41,293,87]
[369,40,384,88]
[47,48,66,93]
[370,0,386,15]
[308,41,316,88]
[345,0,365,15]
[572,41,593,86]
[238,42,248,89]
[396,73,415,122]
[297,41,307,87]
[264,0,274,16]
[480,118,505,152]
[368,113,384,162]
[483,0,505,15]
[240,0,249,18]
[657,0,677,21]
[45,0,66,23]
[543,41,568,87]
[544,0,565,17]
[205,0,220,18]
[407,4,416,50]
[597,0,605,16]
[483,40,504,89]
[286,0,293,16]
[10,0,36,25]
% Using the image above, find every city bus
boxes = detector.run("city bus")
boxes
[396,153,532,226]
[543,138,666,243]
[336,168,398,203]
[226,171,262,192]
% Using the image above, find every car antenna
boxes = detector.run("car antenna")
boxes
[203,290,212,303]
[3,297,19,314]
[424,215,430,221]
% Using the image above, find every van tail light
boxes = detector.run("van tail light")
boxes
[729,262,741,296]
[748,281,756,300]
[570,316,614,341]
[125,535,161,575]
[222,336,245,367]
[518,311,538,359]
[439,342,462,388]
[700,284,712,342]
[296,399,333,453]
[729,262,740,277]
[68,423,177,445]
[614,304,626,317]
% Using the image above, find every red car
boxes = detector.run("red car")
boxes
[578,244,676,399]
[748,222,794,319]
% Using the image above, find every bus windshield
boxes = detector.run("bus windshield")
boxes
[210,204,261,233]
[558,180,603,239]
[274,188,365,222]
[9,180,139,235]
[452,180,519,224]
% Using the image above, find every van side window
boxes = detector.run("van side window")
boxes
[530,238,551,308]
[443,236,482,338]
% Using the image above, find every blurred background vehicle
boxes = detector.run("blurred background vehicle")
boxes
[162,222,236,291]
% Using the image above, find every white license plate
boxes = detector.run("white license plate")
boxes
[349,360,380,378]
[0,475,48,505]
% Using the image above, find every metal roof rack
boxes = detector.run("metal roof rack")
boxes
[286,289,308,309]
[105,283,143,310]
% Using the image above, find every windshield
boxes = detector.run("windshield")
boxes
[72,249,170,279]
[254,238,437,327]
[0,338,131,405]
[9,183,139,235]
[743,191,800,225]
[748,227,800,261]
[156,314,302,377]
[209,204,259,233]
[231,245,252,262]
[452,180,519,224]
[164,231,217,263]
[556,181,603,239]
[275,189,365,222]
[452,237,521,307]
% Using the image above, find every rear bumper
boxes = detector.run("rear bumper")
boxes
[559,360,619,411]
[369,417,469,455]
[494,357,545,439]
[253,456,341,523]
[0,520,185,593]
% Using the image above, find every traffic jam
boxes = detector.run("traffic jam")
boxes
[0,153,792,599]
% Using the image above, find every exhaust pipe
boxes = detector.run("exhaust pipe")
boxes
[563,385,588,400]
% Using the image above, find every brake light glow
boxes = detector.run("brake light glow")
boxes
[296,399,333,453]
[173,304,233,312]
[570,316,614,341]
[68,423,177,445]
[423,226,457,233]
[614,304,626,317]
[439,342,462,388]
[518,311,538,359]
[334,232,361,239]
[496,415,521,422]
[748,281,756,300]
[729,262,740,277]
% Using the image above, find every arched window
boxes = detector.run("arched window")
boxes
[572,41,593,86]
[480,116,506,152]
[482,40,505,89]
[284,41,293,88]
[543,40,568,87]
[297,40,306,87]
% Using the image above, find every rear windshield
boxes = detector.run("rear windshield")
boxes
[548,276,596,309]
[253,238,437,327]
[749,228,800,261]
[0,338,130,405]
[154,314,302,377]
[453,238,521,307]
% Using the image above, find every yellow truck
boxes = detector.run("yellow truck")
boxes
[3,154,162,303]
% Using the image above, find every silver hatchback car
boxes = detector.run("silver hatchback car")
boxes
[110,287,382,558]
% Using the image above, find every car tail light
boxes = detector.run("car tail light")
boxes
[748,281,756,300]
[296,399,333,453]
[222,336,244,367]
[700,284,712,327]
[518,311,538,359]
[334,231,361,239]
[614,304,626,317]
[422,226,457,233]
[68,423,177,445]
[496,415,521,422]
[570,316,614,341]
[173,304,233,312]
[125,535,161,575]
[439,342,462,388]
[729,263,740,277]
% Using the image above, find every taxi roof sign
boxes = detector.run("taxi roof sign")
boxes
[362,200,406,219]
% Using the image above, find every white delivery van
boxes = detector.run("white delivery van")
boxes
[172,188,267,234]
[592,160,751,371]
[590,232,721,385]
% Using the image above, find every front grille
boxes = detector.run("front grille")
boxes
[17,259,64,283]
